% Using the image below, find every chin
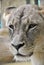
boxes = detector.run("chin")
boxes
[13,52,33,62]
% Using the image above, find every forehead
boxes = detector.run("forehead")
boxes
[8,5,43,26]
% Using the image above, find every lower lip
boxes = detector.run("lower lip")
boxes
[29,52,33,56]
[16,53,26,57]
[16,52,33,57]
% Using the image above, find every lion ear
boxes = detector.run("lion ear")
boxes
[38,10,44,14]
[38,9,44,20]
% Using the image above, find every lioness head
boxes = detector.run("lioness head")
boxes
[3,5,44,61]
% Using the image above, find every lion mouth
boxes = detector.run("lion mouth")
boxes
[16,52,33,57]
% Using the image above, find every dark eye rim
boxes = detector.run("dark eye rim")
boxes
[29,24,37,29]
[27,23,38,32]
[9,24,14,30]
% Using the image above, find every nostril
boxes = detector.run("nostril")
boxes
[12,43,25,51]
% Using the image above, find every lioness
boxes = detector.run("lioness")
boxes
[2,5,44,65]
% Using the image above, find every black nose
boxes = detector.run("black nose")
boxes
[12,43,24,50]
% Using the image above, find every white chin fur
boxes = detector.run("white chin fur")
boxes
[13,55,31,62]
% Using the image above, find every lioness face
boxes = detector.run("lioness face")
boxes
[5,5,44,61]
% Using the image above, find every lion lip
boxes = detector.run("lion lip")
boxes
[29,52,33,56]
[16,52,33,57]
[16,53,26,57]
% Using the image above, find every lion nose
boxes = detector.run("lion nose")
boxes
[12,43,24,50]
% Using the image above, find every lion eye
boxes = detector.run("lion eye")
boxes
[9,24,14,35]
[9,24,14,30]
[29,24,37,29]
[27,24,37,32]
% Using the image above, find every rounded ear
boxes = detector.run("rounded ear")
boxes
[2,7,16,27]
[2,12,11,27]
[38,10,44,14]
